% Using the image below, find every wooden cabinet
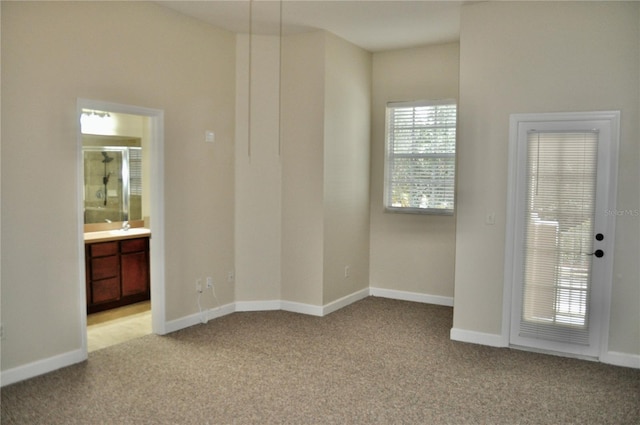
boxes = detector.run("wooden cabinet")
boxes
[86,236,150,314]
[121,238,149,297]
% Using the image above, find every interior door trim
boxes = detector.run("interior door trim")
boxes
[77,98,166,360]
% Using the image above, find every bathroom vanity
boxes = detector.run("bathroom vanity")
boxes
[85,228,151,314]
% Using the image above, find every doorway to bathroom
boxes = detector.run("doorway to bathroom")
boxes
[86,301,151,352]
[77,99,166,355]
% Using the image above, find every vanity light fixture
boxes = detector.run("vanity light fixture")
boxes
[80,109,115,135]
[81,110,111,119]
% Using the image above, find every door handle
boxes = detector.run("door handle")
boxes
[587,249,604,258]
[595,233,604,241]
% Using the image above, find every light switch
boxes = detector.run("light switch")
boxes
[205,130,215,143]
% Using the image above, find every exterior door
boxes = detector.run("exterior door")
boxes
[506,111,619,358]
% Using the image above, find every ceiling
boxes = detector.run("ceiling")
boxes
[157,1,469,52]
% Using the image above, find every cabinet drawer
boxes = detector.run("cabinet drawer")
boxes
[92,277,120,304]
[121,237,148,253]
[91,256,119,280]
[90,241,118,257]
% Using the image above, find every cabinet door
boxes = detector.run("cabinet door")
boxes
[92,277,121,304]
[121,251,149,297]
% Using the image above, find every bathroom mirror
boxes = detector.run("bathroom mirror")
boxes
[83,135,142,224]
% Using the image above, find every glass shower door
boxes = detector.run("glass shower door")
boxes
[83,147,129,223]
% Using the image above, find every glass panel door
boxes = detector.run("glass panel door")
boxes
[83,147,128,223]
[519,131,598,345]
[507,111,619,359]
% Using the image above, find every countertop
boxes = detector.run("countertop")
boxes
[84,227,151,243]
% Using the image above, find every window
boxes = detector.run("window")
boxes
[129,147,142,197]
[384,100,456,214]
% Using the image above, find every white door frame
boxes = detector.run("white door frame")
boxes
[77,98,166,357]
[502,111,620,360]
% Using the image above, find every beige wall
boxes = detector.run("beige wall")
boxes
[1,2,236,370]
[454,1,640,356]
[235,34,282,302]
[281,31,326,305]
[369,43,459,298]
[322,32,372,304]
[280,31,371,306]
[236,30,371,307]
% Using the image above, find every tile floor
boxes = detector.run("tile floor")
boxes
[87,301,152,352]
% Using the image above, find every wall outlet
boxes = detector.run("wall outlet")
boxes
[206,276,213,289]
[344,265,350,278]
[227,271,235,283]
[196,279,203,293]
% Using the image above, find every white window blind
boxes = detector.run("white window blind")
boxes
[384,100,456,214]
[129,147,142,197]
[519,130,598,345]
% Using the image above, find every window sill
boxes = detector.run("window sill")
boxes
[384,207,454,216]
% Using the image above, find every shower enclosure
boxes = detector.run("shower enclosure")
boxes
[83,146,142,223]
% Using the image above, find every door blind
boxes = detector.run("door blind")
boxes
[519,130,598,345]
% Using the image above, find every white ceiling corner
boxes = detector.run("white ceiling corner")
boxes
[155,0,467,52]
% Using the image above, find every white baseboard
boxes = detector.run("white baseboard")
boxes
[281,300,323,316]
[1,348,86,387]
[323,288,370,316]
[236,289,371,317]
[207,302,236,320]
[236,289,370,317]
[235,300,281,312]
[450,327,508,347]
[370,287,454,307]
[165,302,235,334]
[164,312,202,334]
[600,350,640,369]
[449,328,640,369]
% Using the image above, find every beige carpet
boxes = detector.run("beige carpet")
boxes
[2,297,639,424]
[87,301,152,352]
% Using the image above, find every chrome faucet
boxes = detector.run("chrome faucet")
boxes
[121,221,130,231]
